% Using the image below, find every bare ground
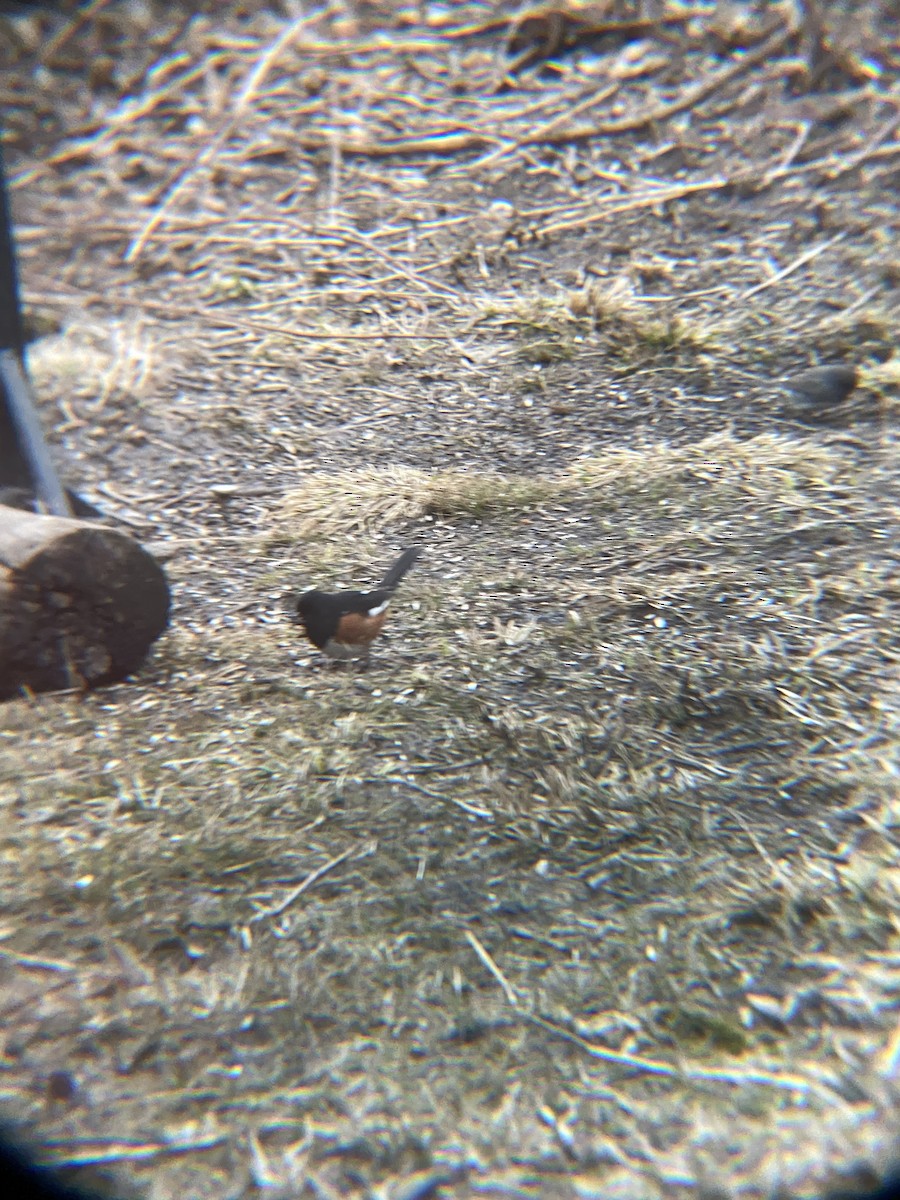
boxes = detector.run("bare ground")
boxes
[1,2,899,1198]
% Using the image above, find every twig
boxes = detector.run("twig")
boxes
[828,106,900,180]
[537,175,736,238]
[391,777,493,820]
[295,130,500,158]
[465,930,519,1006]
[837,283,882,320]
[249,842,373,923]
[40,0,115,63]
[41,1136,226,1167]
[384,755,492,775]
[767,121,812,180]
[739,230,847,301]
[320,228,463,300]
[0,946,78,972]
[524,1013,840,1096]
[461,82,621,173]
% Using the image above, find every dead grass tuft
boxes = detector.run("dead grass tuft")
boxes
[277,466,558,539]
[569,280,722,356]
[276,430,849,541]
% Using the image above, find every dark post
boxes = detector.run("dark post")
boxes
[0,134,30,490]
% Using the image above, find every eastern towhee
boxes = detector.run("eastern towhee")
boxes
[293,546,421,661]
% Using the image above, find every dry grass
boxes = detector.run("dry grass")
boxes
[3,420,897,1198]
[275,431,850,542]
[1,2,899,1199]
[276,464,556,539]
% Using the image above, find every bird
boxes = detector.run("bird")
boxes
[783,364,859,407]
[293,546,421,661]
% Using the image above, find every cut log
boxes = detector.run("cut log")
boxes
[0,504,170,699]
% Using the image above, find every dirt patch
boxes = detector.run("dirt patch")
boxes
[1,2,899,1198]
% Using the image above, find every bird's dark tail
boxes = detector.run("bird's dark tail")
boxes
[378,546,421,592]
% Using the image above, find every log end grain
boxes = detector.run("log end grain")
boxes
[0,505,171,699]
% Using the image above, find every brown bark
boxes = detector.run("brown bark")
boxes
[0,504,170,699]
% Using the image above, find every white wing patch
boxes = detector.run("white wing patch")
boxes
[366,600,389,617]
